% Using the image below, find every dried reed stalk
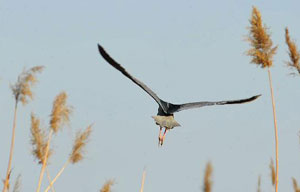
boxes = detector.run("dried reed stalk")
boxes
[46,168,55,192]
[36,129,53,192]
[257,175,261,192]
[44,160,69,192]
[140,169,146,192]
[36,92,71,192]
[247,7,278,192]
[285,27,300,74]
[292,178,300,192]
[44,125,92,192]
[2,66,43,192]
[268,68,279,192]
[31,116,55,192]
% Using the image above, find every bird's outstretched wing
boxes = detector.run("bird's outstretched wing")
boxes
[168,95,261,113]
[98,44,168,113]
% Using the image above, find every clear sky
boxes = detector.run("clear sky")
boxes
[1,0,300,191]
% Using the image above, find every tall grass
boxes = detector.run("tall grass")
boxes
[285,27,300,74]
[2,5,300,192]
[36,92,72,192]
[246,6,279,192]
[2,66,44,192]
[44,125,92,192]
[140,169,146,192]
[203,162,213,192]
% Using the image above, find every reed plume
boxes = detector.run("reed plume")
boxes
[247,6,279,192]
[203,162,213,192]
[70,125,92,163]
[3,66,44,192]
[44,125,92,192]
[285,27,300,74]
[100,180,114,192]
[11,66,44,105]
[50,92,72,133]
[292,178,300,192]
[30,113,51,164]
[247,7,277,68]
[36,92,72,192]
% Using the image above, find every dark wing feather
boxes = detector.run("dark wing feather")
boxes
[168,94,261,113]
[98,44,168,113]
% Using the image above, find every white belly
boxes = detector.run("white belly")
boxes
[152,115,181,129]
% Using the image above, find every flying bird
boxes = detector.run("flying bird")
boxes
[98,44,260,146]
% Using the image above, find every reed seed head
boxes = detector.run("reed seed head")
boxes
[50,92,72,133]
[70,125,92,164]
[247,7,277,68]
[285,27,300,74]
[11,66,44,105]
[30,113,51,164]
[100,180,114,192]
[203,162,213,192]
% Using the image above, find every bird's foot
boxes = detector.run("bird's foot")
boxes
[158,136,162,146]
[160,138,164,146]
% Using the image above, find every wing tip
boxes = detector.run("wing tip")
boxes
[249,94,262,102]
[253,94,262,99]
[97,43,105,54]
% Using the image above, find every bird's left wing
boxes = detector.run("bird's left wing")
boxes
[98,44,168,113]
[168,94,261,113]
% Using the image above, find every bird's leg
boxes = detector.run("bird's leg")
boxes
[160,128,168,146]
[158,126,163,146]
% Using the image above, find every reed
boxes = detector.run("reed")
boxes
[285,27,300,74]
[100,180,114,192]
[246,6,279,192]
[292,178,300,192]
[44,125,92,192]
[140,169,146,192]
[257,175,261,192]
[30,113,51,164]
[36,92,72,192]
[2,66,44,192]
[203,162,213,192]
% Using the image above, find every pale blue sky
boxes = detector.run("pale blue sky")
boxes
[1,0,300,191]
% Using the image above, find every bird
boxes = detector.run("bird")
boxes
[97,44,261,146]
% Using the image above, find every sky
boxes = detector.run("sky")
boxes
[1,0,300,191]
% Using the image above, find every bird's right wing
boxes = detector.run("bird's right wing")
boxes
[98,44,168,113]
[168,95,261,113]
